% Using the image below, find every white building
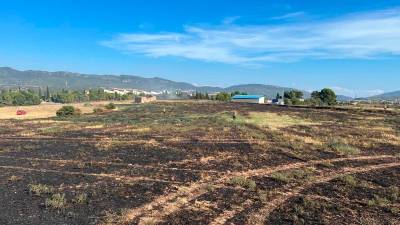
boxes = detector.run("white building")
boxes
[232,95,265,104]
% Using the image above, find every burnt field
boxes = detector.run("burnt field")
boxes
[0,101,399,225]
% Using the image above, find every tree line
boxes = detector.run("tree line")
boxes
[282,88,337,106]
[191,88,337,106]
[0,87,134,106]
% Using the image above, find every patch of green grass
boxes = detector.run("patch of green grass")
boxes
[45,193,67,210]
[327,140,360,156]
[28,184,54,196]
[228,176,257,190]
[271,168,316,183]
[229,111,318,130]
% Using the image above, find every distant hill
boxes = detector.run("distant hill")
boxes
[367,90,400,101]
[0,67,306,99]
[336,95,354,101]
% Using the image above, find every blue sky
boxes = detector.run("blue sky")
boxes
[1,0,400,97]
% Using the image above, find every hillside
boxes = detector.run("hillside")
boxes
[367,90,400,101]
[0,67,303,98]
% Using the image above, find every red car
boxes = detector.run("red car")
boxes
[16,110,27,116]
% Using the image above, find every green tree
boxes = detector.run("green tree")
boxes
[216,92,231,101]
[45,86,50,101]
[283,90,304,105]
[320,88,337,105]
[310,88,337,106]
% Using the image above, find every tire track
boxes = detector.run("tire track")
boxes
[121,154,397,224]
[246,162,400,225]
[209,155,398,225]
[0,165,182,185]
[0,155,223,174]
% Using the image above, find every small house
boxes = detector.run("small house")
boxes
[135,95,157,103]
[232,95,265,104]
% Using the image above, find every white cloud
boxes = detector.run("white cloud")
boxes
[331,86,385,97]
[102,8,400,65]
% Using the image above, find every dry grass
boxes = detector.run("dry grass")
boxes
[0,100,131,120]
[230,111,319,130]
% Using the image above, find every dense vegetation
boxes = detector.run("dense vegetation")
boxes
[51,89,133,103]
[283,88,337,106]
[0,89,41,106]
[283,90,304,105]
[310,88,337,106]
[0,88,134,106]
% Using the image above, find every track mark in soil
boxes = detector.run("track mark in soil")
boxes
[246,162,400,225]
[0,155,223,174]
[122,155,397,225]
[121,181,211,225]
[0,165,182,184]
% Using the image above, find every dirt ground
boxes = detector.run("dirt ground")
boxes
[0,100,399,225]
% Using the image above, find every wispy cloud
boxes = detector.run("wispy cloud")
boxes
[222,16,241,25]
[331,86,385,97]
[270,11,305,20]
[101,8,400,65]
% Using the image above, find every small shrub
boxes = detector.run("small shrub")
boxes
[8,175,22,182]
[327,140,360,156]
[340,175,358,187]
[83,102,92,107]
[28,184,54,196]
[56,106,81,117]
[74,193,88,204]
[204,184,216,192]
[271,172,291,183]
[93,107,104,113]
[228,176,257,190]
[388,186,399,201]
[105,102,116,110]
[368,195,390,207]
[390,206,400,215]
[45,193,67,210]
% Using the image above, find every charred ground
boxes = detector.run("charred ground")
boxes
[0,101,399,225]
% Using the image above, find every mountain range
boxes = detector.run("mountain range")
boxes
[366,91,400,101]
[1,67,397,100]
[0,67,305,99]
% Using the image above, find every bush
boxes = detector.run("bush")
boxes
[56,106,81,117]
[105,102,116,110]
[93,107,104,113]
